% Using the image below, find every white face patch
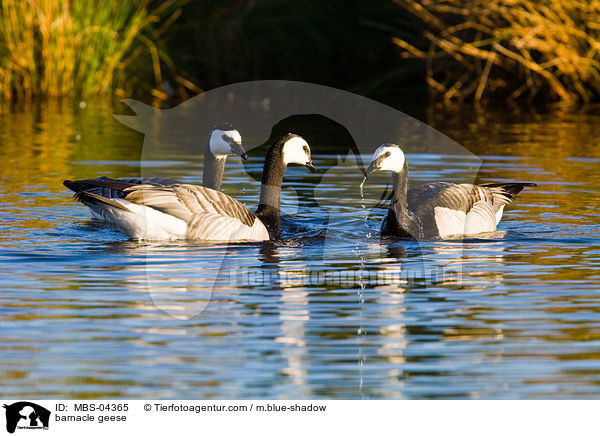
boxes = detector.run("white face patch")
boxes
[209,129,242,158]
[283,136,311,166]
[371,144,406,173]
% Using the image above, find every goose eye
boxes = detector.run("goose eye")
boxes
[303,145,309,154]
[384,151,391,157]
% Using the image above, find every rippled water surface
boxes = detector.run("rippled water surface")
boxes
[1,101,599,399]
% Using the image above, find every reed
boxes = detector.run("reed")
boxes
[0,0,195,101]
[392,0,600,103]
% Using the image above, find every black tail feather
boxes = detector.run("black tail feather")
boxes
[480,182,537,198]
[63,177,135,196]
[74,190,131,212]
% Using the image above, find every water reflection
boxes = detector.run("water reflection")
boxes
[97,227,520,398]
[2,101,600,398]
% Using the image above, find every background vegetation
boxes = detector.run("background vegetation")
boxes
[393,0,600,104]
[1,0,599,105]
[0,0,198,101]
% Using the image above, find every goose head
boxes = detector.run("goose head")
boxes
[281,134,317,173]
[209,123,247,160]
[364,143,406,177]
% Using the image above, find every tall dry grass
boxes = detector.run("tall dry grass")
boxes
[392,0,600,103]
[0,0,198,101]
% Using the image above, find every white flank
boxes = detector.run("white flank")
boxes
[434,201,497,238]
[434,207,467,238]
[463,201,497,235]
[186,212,269,241]
[231,219,270,241]
[91,197,270,241]
[98,199,188,240]
[495,204,505,225]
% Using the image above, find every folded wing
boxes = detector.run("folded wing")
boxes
[408,182,535,238]
[65,179,269,241]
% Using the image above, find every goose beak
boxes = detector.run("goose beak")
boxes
[306,161,317,173]
[227,138,247,159]
[364,160,379,178]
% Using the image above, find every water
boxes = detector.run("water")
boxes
[1,101,599,399]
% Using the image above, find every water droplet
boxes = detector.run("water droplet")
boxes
[359,177,366,199]
[360,177,369,223]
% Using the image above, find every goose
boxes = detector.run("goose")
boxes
[64,123,246,221]
[63,133,316,241]
[362,144,536,239]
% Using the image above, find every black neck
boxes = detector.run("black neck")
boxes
[385,161,422,238]
[390,160,409,209]
[255,137,289,239]
[203,140,226,191]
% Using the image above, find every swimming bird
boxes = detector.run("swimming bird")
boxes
[363,144,536,239]
[64,123,246,221]
[64,133,316,241]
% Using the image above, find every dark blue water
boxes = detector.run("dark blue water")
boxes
[1,102,599,398]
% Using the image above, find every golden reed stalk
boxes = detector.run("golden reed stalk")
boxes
[393,0,600,103]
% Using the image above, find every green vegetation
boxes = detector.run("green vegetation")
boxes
[1,0,600,104]
[0,0,196,101]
